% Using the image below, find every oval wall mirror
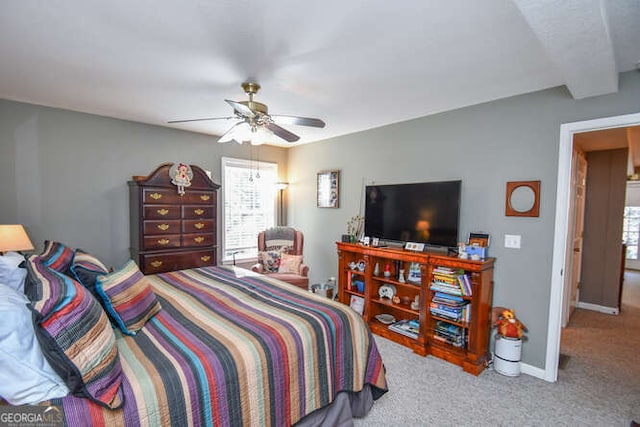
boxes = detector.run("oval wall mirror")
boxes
[506,181,540,217]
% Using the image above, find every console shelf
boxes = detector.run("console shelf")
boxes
[336,242,495,375]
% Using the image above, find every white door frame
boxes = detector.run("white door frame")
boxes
[547,111,640,382]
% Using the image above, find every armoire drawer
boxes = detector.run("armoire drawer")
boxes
[143,234,182,250]
[182,205,215,219]
[143,188,179,204]
[143,220,181,235]
[182,219,214,234]
[141,249,216,274]
[144,205,181,220]
[182,233,214,248]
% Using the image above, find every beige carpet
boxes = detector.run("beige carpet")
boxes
[355,271,640,426]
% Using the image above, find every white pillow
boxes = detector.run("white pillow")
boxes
[0,283,69,405]
[0,251,27,293]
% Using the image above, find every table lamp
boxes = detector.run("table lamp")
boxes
[0,224,35,255]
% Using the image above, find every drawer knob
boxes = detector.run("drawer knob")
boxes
[158,238,170,245]
[200,195,210,201]
[157,224,170,231]
[157,208,169,216]
[200,255,211,262]
[194,222,205,229]
[151,261,163,268]
[194,236,205,243]
[194,208,204,215]
[150,193,163,200]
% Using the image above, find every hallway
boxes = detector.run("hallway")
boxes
[559,269,640,422]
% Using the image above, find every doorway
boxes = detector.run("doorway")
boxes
[547,111,640,382]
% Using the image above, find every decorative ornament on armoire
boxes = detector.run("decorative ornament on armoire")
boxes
[373,262,380,277]
[169,163,193,195]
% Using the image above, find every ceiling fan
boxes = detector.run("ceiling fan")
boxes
[168,82,326,144]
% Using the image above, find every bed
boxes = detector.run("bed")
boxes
[11,246,387,427]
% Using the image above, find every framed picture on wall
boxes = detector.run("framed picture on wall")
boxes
[317,170,340,208]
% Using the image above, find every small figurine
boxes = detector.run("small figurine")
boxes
[398,269,406,283]
[383,263,391,278]
[410,295,420,311]
[373,262,380,277]
[170,162,193,195]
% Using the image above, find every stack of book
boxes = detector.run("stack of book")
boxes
[433,320,467,348]
[388,319,419,340]
[429,292,471,323]
[430,266,463,295]
[431,266,473,297]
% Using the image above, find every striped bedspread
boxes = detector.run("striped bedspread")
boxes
[51,266,387,426]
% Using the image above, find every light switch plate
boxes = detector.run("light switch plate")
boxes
[504,234,521,249]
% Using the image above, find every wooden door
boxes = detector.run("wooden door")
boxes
[562,148,587,326]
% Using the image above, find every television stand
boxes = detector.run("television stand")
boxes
[380,240,404,249]
[422,245,449,255]
[336,242,495,375]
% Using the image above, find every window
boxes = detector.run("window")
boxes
[623,206,640,260]
[221,157,278,263]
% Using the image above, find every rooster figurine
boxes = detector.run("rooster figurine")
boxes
[493,308,527,339]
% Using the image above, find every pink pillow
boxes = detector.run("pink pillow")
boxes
[278,253,302,274]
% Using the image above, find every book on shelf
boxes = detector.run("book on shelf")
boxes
[457,273,472,296]
[430,282,463,295]
[388,319,419,339]
[433,320,467,348]
[429,296,470,322]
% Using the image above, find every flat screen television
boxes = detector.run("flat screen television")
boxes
[364,180,461,248]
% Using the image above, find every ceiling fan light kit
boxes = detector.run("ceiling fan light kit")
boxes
[169,82,325,145]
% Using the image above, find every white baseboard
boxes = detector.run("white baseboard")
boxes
[521,362,546,380]
[576,301,619,315]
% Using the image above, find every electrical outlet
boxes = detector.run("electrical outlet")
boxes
[504,234,521,249]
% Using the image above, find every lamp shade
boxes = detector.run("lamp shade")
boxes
[0,224,35,253]
[275,182,289,191]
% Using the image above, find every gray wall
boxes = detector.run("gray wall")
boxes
[0,99,288,268]
[288,70,640,369]
[1,72,639,371]
[581,148,627,308]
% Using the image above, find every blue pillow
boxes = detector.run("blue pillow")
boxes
[0,283,69,405]
[0,252,27,293]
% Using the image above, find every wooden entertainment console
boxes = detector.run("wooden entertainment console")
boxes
[336,242,495,375]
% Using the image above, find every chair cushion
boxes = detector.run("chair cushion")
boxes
[259,250,282,273]
[278,253,303,274]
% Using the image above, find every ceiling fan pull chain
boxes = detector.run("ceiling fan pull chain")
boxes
[256,146,261,179]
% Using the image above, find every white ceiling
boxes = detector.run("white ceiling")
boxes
[1,0,639,147]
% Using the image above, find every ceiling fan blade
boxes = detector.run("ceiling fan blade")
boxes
[265,123,300,143]
[168,116,235,124]
[270,115,326,128]
[225,99,255,118]
[218,121,246,144]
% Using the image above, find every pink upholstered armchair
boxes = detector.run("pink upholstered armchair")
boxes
[251,227,309,290]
